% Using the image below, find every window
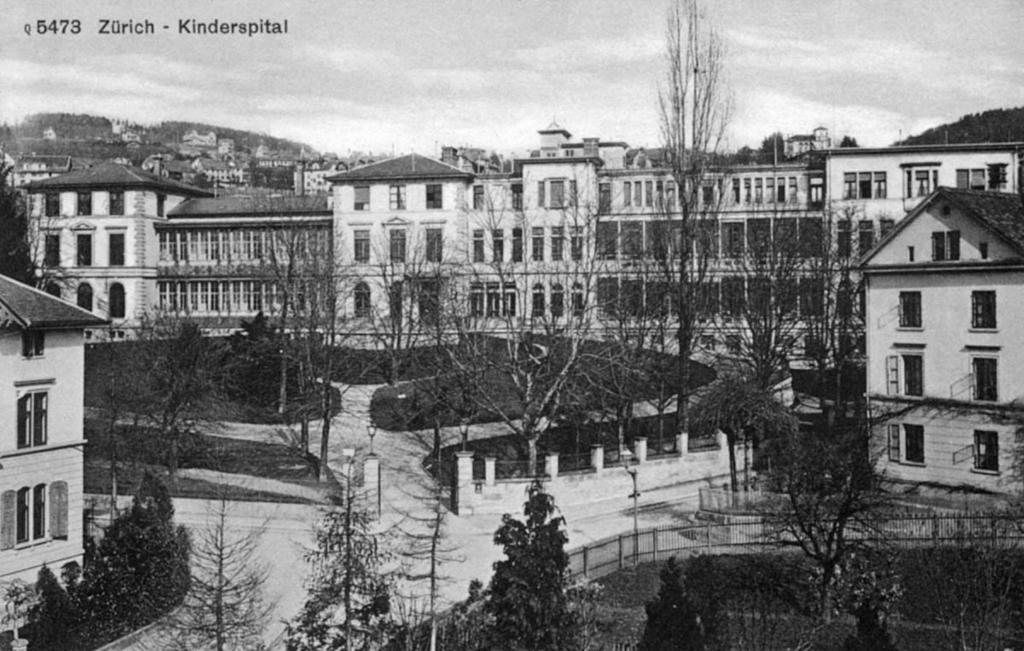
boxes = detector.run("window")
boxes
[492,229,504,262]
[598,183,611,214]
[879,218,895,237]
[531,227,544,262]
[549,180,565,208]
[531,284,545,317]
[426,228,443,263]
[971,290,996,328]
[109,232,125,266]
[511,228,523,262]
[32,484,45,540]
[731,179,741,204]
[980,242,989,259]
[888,354,923,396]
[666,182,676,208]
[44,283,60,298]
[722,222,745,258]
[754,178,763,204]
[44,234,60,267]
[472,229,485,263]
[537,181,545,208]
[426,184,443,209]
[473,185,484,210]
[622,222,643,259]
[623,181,632,208]
[643,181,653,207]
[76,192,91,216]
[44,193,60,217]
[485,282,500,317]
[931,231,960,261]
[389,230,406,262]
[109,283,126,319]
[550,227,564,261]
[899,291,921,328]
[799,278,823,317]
[389,282,404,322]
[837,221,852,258]
[974,430,999,471]
[503,283,517,316]
[570,227,583,261]
[77,283,93,311]
[389,185,406,210]
[597,222,617,259]
[550,284,564,318]
[109,191,124,215]
[157,194,166,217]
[874,173,887,198]
[17,391,47,448]
[776,179,786,203]
[843,173,857,200]
[721,277,745,317]
[910,168,938,197]
[512,184,523,211]
[702,184,715,206]
[809,177,824,205]
[21,331,44,358]
[956,168,986,190]
[571,283,584,317]
[354,230,370,263]
[988,164,1008,190]
[887,424,901,462]
[469,283,484,316]
[354,186,370,211]
[904,424,924,463]
[858,220,875,256]
[76,234,92,266]
[973,357,998,401]
[903,354,923,396]
[633,182,642,207]
[354,282,371,318]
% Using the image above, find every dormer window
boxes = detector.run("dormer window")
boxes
[931,231,960,261]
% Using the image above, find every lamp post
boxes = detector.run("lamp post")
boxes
[366,423,377,455]
[623,451,640,565]
[340,447,355,651]
[459,418,470,452]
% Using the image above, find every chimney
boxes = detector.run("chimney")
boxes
[294,160,306,196]
[152,154,164,177]
[440,146,458,166]
[583,137,599,158]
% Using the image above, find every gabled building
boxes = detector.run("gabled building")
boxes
[0,275,105,582]
[12,155,74,188]
[862,187,1024,493]
[24,162,212,336]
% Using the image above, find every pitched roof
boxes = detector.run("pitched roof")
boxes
[325,153,473,182]
[169,194,330,217]
[0,275,107,329]
[861,187,1024,266]
[941,188,1024,253]
[24,161,212,197]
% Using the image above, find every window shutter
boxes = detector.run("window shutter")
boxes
[886,356,900,395]
[49,482,68,540]
[0,491,15,550]
[887,424,901,462]
[17,395,29,448]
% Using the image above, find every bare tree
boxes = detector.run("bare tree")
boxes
[449,177,602,473]
[167,496,271,651]
[655,0,733,433]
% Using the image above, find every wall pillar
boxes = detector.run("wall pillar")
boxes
[591,445,604,475]
[545,452,559,478]
[484,456,496,487]
[634,437,647,463]
[677,431,688,454]
[455,451,475,515]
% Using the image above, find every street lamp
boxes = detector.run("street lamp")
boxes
[366,423,377,455]
[459,418,470,452]
[623,451,640,565]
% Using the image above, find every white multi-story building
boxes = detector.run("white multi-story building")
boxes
[862,187,1024,493]
[0,275,105,582]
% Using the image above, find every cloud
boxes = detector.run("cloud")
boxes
[511,35,662,72]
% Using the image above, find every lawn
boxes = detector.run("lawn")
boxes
[84,417,326,503]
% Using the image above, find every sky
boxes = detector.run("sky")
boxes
[3,0,1024,157]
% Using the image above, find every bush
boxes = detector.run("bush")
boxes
[639,557,706,650]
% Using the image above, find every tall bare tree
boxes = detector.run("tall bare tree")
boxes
[656,0,733,433]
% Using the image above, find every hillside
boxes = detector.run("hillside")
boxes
[0,112,318,162]
[897,107,1024,145]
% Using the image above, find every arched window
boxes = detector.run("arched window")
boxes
[109,283,126,319]
[44,282,61,298]
[354,282,371,318]
[550,283,564,318]
[531,283,545,318]
[76,283,93,311]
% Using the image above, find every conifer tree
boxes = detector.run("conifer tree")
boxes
[639,556,706,651]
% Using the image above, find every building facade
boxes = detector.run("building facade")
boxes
[0,275,105,582]
[863,188,1024,493]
